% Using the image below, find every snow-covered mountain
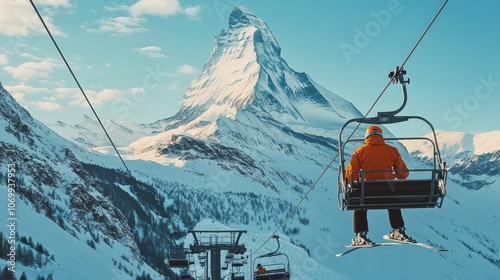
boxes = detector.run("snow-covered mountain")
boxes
[0,82,164,279]
[125,6,362,167]
[47,115,165,148]
[405,130,500,190]
[2,5,500,280]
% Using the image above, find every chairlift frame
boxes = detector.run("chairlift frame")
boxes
[167,239,194,268]
[253,235,290,280]
[230,255,247,280]
[338,67,447,211]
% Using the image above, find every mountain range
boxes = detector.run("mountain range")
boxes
[1,6,499,280]
[405,130,500,190]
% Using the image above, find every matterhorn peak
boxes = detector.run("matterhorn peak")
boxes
[228,6,260,28]
[228,6,281,56]
[131,5,361,153]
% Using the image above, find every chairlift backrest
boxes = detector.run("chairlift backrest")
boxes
[168,258,190,268]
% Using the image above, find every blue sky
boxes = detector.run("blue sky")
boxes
[0,0,499,137]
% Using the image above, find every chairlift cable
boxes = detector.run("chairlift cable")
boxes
[29,0,134,178]
[254,0,448,254]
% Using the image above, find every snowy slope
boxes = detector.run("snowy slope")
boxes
[0,83,163,279]
[0,187,160,280]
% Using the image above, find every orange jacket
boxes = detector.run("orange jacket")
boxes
[345,135,409,182]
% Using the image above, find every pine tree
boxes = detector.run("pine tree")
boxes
[36,252,43,268]
[25,249,35,267]
[1,265,16,280]
[20,272,28,280]
[16,244,24,264]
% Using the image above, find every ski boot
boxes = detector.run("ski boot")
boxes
[388,227,416,243]
[351,232,375,246]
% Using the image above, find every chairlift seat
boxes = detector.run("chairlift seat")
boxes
[254,269,290,280]
[168,259,190,268]
[345,179,445,210]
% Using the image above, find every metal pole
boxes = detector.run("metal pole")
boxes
[205,256,209,280]
[210,249,221,280]
[250,249,253,280]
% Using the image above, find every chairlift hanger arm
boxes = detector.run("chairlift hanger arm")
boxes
[387,66,410,116]
[259,235,281,258]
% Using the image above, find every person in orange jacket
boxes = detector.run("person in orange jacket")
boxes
[345,125,416,245]
[256,263,266,273]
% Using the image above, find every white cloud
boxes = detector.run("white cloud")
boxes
[139,46,161,53]
[0,0,67,36]
[130,87,146,94]
[53,87,80,100]
[4,59,62,81]
[70,88,123,107]
[177,64,197,74]
[136,46,166,58]
[54,87,80,95]
[4,84,51,94]
[86,16,147,34]
[19,53,39,59]
[34,101,62,111]
[185,5,202,20]
[0,54,8,65]
[90,0,200,34]
[104,4,129,13]
[37,0,71,7]
[11,92,25,102]
[130,0,182,17]
[4,84,52,103]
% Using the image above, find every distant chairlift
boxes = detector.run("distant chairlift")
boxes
[230,255,247,280]
[338,67,447,211]
[166,239,196,279]
[253,235,290,280]
[166,249,194,268]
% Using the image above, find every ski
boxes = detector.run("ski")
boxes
[382,235,448,252]
[336,242,402,257]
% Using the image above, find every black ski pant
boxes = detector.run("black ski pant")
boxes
[353,209,404,233]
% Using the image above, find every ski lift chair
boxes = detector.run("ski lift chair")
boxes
[166,239,194,268]
[168,259,190,268]
[230,256,247,280]
[253,236,290,280]
[231,272,245,280]
[338,68,447,211]
[179,273,194,280]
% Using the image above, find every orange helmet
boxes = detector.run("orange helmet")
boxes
[365,125,383,138]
